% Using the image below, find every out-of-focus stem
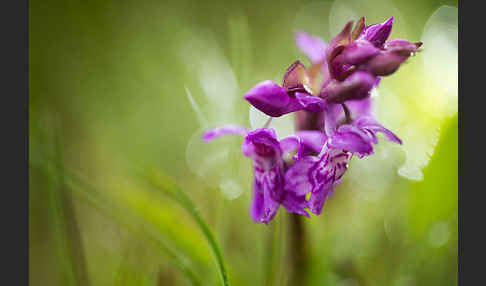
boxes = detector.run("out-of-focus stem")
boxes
[287,213,308,286]
[287,109,322,285]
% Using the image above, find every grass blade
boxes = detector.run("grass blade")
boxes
[143,169,230,286]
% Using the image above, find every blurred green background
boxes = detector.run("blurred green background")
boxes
[30,0,458,285]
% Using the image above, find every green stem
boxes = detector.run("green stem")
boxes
[263,117,273,128]
[287,213,308,286]
[287,109,321,285]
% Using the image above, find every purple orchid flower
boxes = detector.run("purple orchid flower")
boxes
[203,126,327,223]
[321,100,402,158]
[327,116,402,158]
[199,16,418,223]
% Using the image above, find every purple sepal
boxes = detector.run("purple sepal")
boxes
[202,125,250,142]
[327,124,374,158]
[361,52,408,76]
[321,71,376,103]
[250,180,280,224]
[362,39,421,76]
[294,130,328,157]
[354,116,402,144]
[295,92,326,112]
[327,116,402,158]
[308,186,333,215]
[339,40,380,65]
[244,80,300,117]
[245,76,325,117]
[358,16,393,47]
[281,192,310,217]
[384,39,422,55]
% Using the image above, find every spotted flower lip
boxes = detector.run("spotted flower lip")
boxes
[202,126,317,223]
[284,143,352,215]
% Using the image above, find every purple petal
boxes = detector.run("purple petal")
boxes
[284,156,320,196]
[327,124,374,157]
[354,116,402,144]
[328,52,355,81]
[262,164,286,204]
[245,80,306,117]
[321,71,376,103]
[202,125,250,142]
[358,17,393,47]
[295,130,328,157]
[250,180,280,224]
[244,128,286,207]
[279,135,300,155]
[295,31,327,63]
[322,99,373,138]
[361,51,408,76]
[340,40,380,65]
[346,97,373,118]
[280,133,327,161]
[308,186,333,215]
[281,192,310,217]
[295,92,326,112]
[323,103,340,137]
[328,39,379,80]
[321,146,352,183]
[384,39,422,55]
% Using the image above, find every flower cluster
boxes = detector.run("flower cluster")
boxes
[202,17,421,224]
